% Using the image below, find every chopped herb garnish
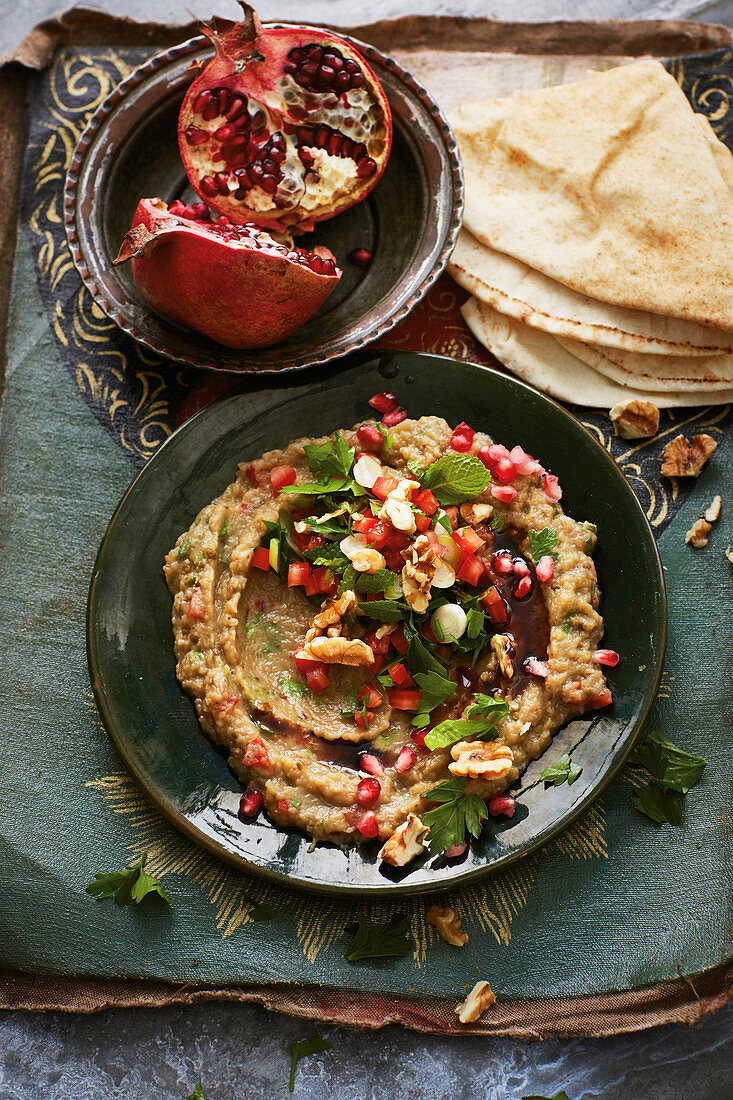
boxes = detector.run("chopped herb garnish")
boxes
[280,675,307,699]
[356,599,408,622]
[522,1092,571,1100]
[424,719,496,750]
[346,917,412,962]
[423,777,487,855]
[638,664,647,671]
[337,565,358,596]
[406,459,425,481]
[630,728,706,794]
[633,782,684,825]
[377,423,393,450]
[306,543,351,573]
[355,568,395,594]
[539,754,582,786]
[421,453,491,505]
[490,512,506,533]
[220,517,230,539]
[528,527,559,563]
[469,693,511,723]
[304,435,355,479]
[85,852,171,907]
[177,537,191,560]
[186,1084,206,1100]
[289,1036,333,1092]
[585,536,594,554]
[278,477,350,496]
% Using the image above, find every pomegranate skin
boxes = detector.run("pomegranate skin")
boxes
[114,198,341,349]
[178,2,392,230]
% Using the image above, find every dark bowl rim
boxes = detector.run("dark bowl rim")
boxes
[63,28,464,374]
[86,350,668,898]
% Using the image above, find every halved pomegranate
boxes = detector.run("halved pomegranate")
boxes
[179,3,392,230]
[113,197,340,348]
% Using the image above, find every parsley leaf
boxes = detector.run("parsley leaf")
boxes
[633,782,684,825]
[85,853,171,907]
[630,727,706,794]
[421,454,491,505]
[424,719,495,750]
[346,917,412,962]
[278,477,349,496]
[528,527,559,563]
[422,777,487,854]
[186,1084,206,1100]
[289,1036,332,1092]
[304,435,355,479]
[469,693,511,723]
[539,754,582,787]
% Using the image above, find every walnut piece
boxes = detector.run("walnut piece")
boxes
[490,633,515,679]
[686,518,712,548]
[455,980,496,1024]
[609,399,660,439]
[426,905,468,947]
[310,590,356,632]
[460,502,494,525]
[401,534,438,614]
[449,740,514,780]
[704,495,722,524]
[726,547,733,565]
[378,813,428,866]
[661,433,717,478]
[300,636,374,666]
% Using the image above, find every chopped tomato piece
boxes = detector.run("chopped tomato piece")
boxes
[363,630,391,656]
[372,476,400,500]
[372,655,386,674]
[387,688,423,711]
[243,737,271,770]
[391,625,408,654]
[453,526,485,554]
[294,651,324,673]
[215,692,239,715]
[444,506,459,530]
[413,488,438,516]
[288,562,312,588]
[383,527,410,552]
[250,546,271,571]
[270,464,297,493]
[414,513,431,533]
[276,798,291,814]
[388,662,415,688]
[482,586,509,623]
[354,710,374,730]
[364,519,390,548]
[457,554,487,586]
[357,685,383,709]
[306,666,330,693]
[312,566,338,595]
[187,588,207,621]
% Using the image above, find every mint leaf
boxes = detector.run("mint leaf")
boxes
[633,782,684,825]
[289,1035,332,1092]
[338,565,358,596]
[406,459,425,481]
[304,435,355,479]
[490,512,506,533]
[356,599,407,622]
[528,527,559,563]
[630,728,705,794]
[355,569,396,593]
[278,478,348,496]
[539,754,582,787]
[86,853,171,907]
[423,777,487,854]
[186,1084,205,1100]
[422,454,491,505]
[306,543,351,572]
[346,917,412,963]
[424,719,495,750]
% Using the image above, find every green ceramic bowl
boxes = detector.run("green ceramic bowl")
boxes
[87,352,667,896]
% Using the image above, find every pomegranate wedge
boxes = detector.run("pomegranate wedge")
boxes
[113,197,341,348]
[178,2,392,230]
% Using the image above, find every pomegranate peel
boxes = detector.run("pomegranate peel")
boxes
[114,197,340,349]
[178,2,392,230]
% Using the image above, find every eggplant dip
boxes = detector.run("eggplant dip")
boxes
[164,393,616,866]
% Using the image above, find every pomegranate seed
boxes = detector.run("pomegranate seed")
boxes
[535,555,555,582]
[543,473,562,503]
[357,811,379,838]
[491,485,518,503]
[349,247,373,267]
[199,176,219,198]
[494,457,518,483]
[238,789,263,817]
[394,746,416,774]
[357,423,383,447]
[592,649,620,668]
[509,445,541,476]
[512,558,530,577]
[444,842,467,858]
[356,157,377,177]
[382,407,407,427]
[450,432,473,453]
[524,657,549,678]
[488,796,516,818]
[357,777,381,806]
[493,551,514,575]
[369,391,398,414]
[477,445,493,470]
[410,729,428,748]
[360,753,385,777]
[515,575,532,598]
[592,687,613,707]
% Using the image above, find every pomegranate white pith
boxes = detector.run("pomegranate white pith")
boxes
[178,3,392,230]
[113,197,341,349]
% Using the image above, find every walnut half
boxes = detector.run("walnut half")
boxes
[661,434,717,478]
[449,740,514,780]
[426,905,468,947]
[609,399,660,439]
[455,980,496,1024]
[378,813,428,866]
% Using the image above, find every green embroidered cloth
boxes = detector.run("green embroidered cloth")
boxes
[1,34,732,1027]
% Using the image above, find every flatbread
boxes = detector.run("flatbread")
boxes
[452,60,733,332]
[556,335,733,392]
[462,298,733,409]
[449,230,733,355]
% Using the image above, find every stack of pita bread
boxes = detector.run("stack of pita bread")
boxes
[448,60,733,408]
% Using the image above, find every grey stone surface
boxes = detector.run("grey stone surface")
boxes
[2,1,733,1097]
